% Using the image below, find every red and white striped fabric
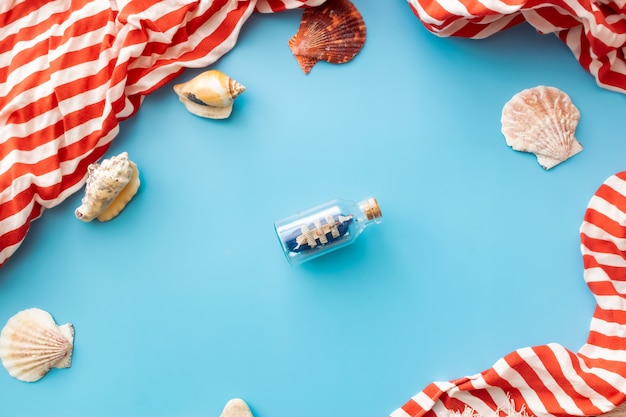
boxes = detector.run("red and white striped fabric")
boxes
[3,1,626,416]
[397,0,626,412]
[406,0,626,93]
[0,0,325,267]
[390,171,626,417]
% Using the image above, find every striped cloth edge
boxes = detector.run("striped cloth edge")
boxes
[389,171,626,416]
[405,0,626,94]
[0,0,325,267]
[396,0,626,411]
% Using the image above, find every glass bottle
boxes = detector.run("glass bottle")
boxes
[274,197,382,265]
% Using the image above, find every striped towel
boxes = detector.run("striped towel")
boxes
[0,0,325,267]
[391,172,626,416]
[406,0,626,94]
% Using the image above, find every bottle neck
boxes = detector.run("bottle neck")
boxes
[358,198,382,225]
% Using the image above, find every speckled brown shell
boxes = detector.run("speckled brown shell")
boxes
[288,0,366,75]
[74,152,140,222]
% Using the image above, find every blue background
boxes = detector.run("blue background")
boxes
[1,1,623,416]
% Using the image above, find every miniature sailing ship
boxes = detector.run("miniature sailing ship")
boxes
[288,214,354,252]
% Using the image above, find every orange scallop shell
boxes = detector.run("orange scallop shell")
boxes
[288,0,366,75]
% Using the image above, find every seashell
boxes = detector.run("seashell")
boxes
[173,69,245,119]
[501,85,582,170]
[75,151,140,222]
[0,308,74,382]
[288,0,366,75]
[219,398,254,417]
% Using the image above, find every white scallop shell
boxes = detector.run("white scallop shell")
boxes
[501,85,582,170]
[0,308,74,382]
[75,152,140,222]
[173,69,245,119]
[219,398,254,417]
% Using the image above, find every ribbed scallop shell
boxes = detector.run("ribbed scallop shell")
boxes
[0,308,74,382]
[173,69,245,119]
[501,86,582,170]
[75,152,140,222]
[288,0,366,75]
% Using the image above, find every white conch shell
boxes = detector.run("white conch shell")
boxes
[173,69,245,119]
[501,85,582,170]
[219,398,254,417]
[0,308,74,382]
[75,152,140,222]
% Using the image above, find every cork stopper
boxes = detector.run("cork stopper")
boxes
[359,197,382,222]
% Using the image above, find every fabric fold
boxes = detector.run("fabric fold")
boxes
[0,0,325,267]
[406,0,626,93]
[391,172,626,416]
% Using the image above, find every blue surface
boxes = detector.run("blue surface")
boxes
[1,1,624,416]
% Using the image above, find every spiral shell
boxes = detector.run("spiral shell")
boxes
[288,0,366,75]
[75,152,140,222]
[173,70,245,119]
[0,308,74,382]
[501,86,582,170]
